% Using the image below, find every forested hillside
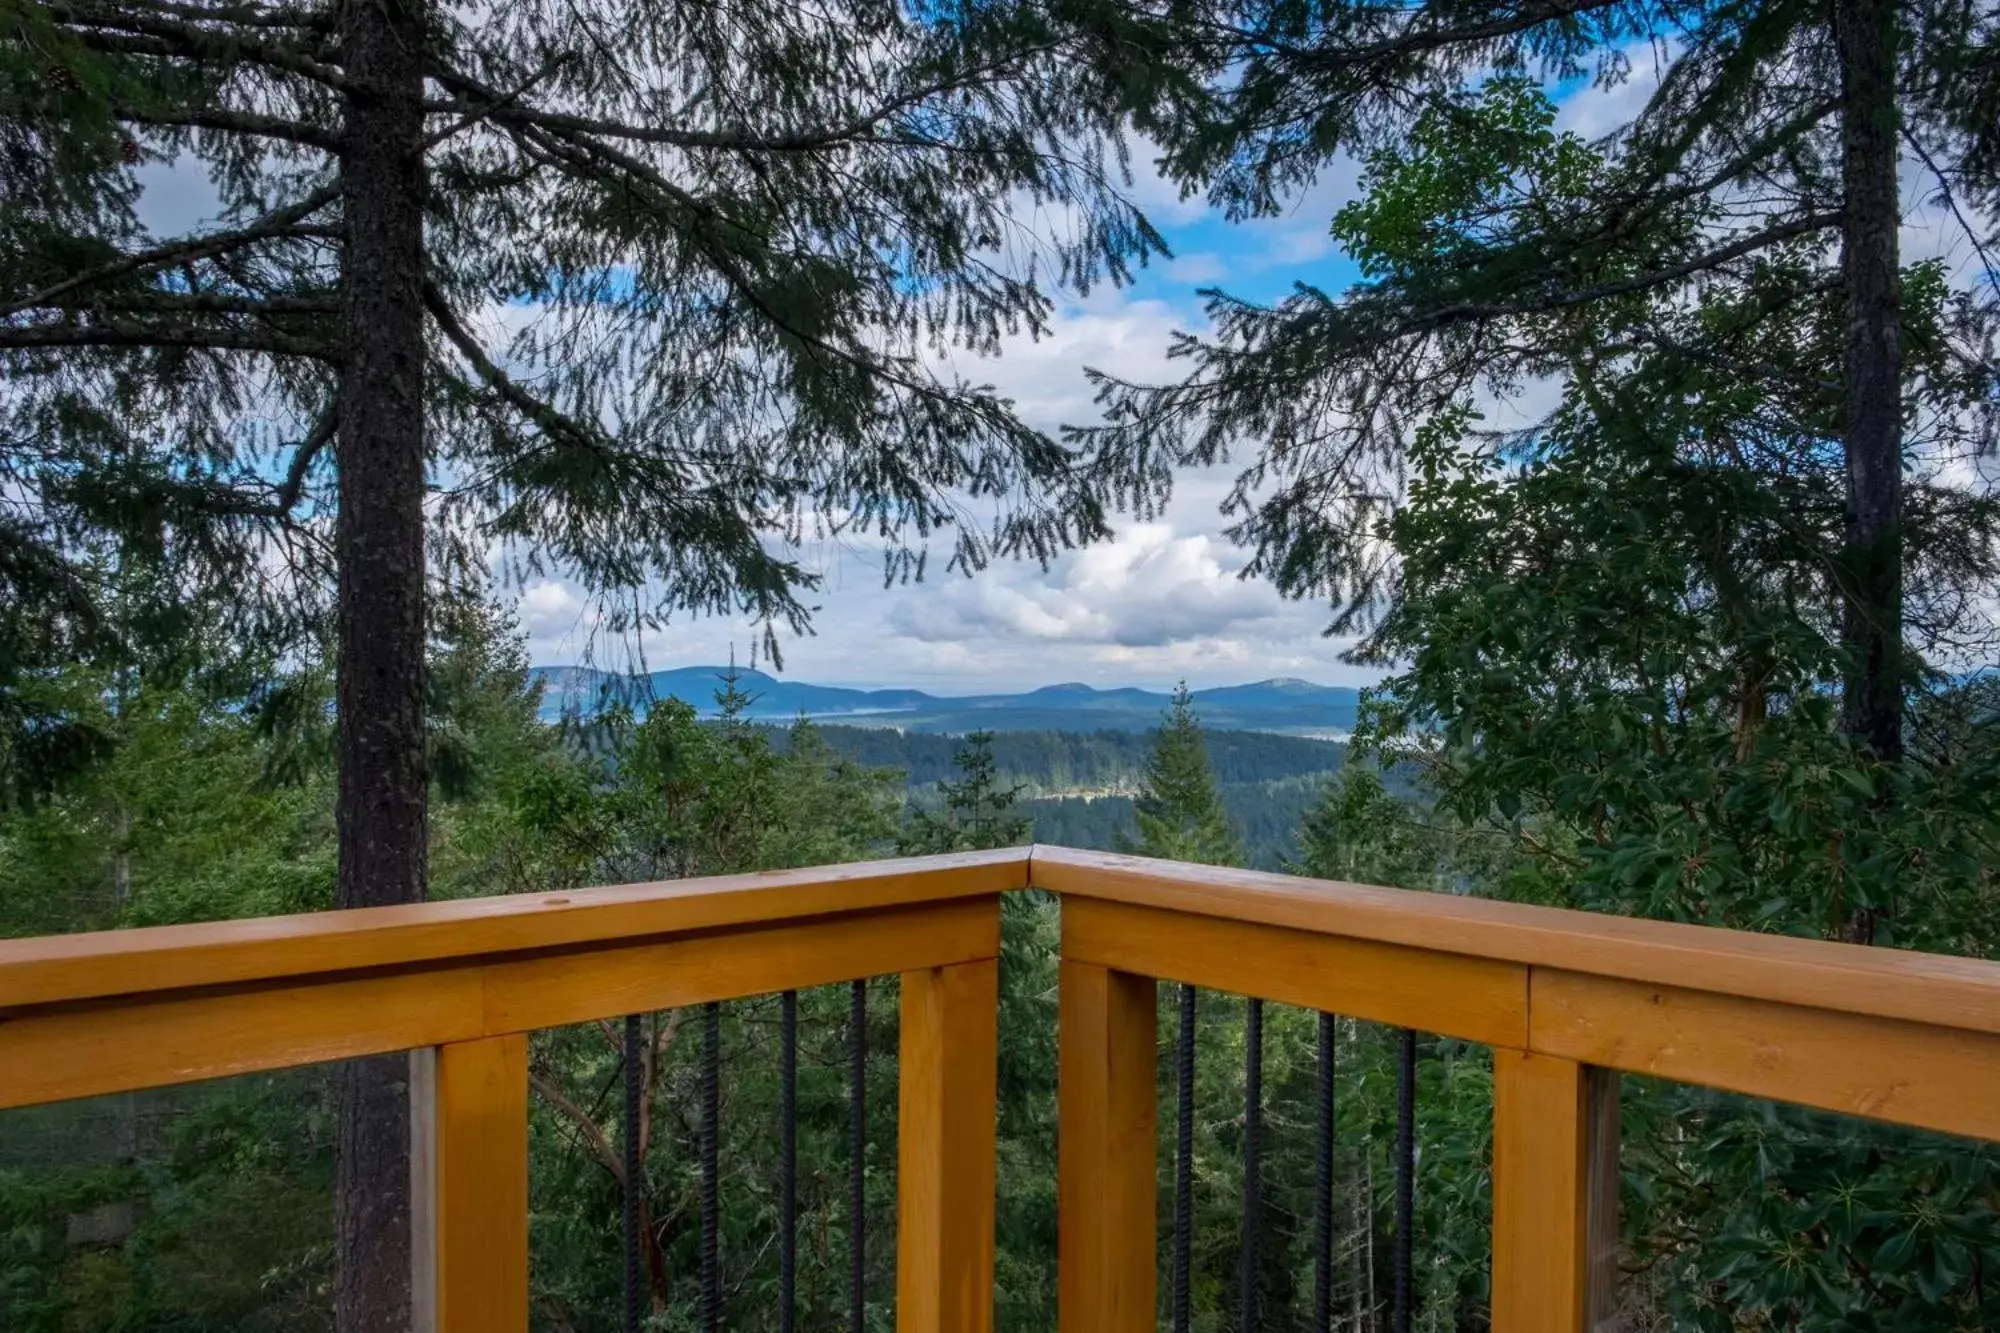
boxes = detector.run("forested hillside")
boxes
[769,724,1348,866]
[1016,779,1321,870]
[774,723,1349,791]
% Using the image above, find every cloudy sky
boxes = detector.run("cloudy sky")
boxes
[508,77,1665,694]
[129,47,1983,695]
[516,160,1380,693]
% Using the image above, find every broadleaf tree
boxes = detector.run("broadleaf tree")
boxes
[1071,5,1999,1321]
[1079,0,1998,795]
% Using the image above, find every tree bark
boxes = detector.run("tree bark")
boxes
[335,0,430,1326]
[1834,0,1904,768]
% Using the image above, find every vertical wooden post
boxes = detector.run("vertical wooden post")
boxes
[434,1032,529,1333]
[1491,1050,1620,1333]
[898,957,1000,1333]
[1058,960,1157,1333]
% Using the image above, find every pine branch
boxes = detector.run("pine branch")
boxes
[1566,98,1841,262]
[0,317,338,359]
[237,405,336,519]
[425,45,1054,155]
[53,1,347,86]
[1252,0,1630,71]
[490,116,1025,428]
[416,58,569,151]
[113,100,339,151]
[62,291,339,317]
[1901,125,2000,298]
[118,0,332,30]
[1,186,338,319]
[422,280,612,456]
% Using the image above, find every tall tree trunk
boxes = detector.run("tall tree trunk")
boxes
[1833,0,1903,946]
[335,0,429,1326]
[1834,0,1904,767]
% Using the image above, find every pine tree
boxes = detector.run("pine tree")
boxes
[1128,684,1240,866]
[900,730,1032,855]
[1298,765,1427,889]
[3,3,1166,1319]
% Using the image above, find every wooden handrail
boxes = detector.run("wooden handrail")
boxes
[1028,845,2000,1036]
[1038,846,2000,1141]
[1035,846,2000,1333]
[0,848,1027,1010]
[0,854,1018,1333]
[8,845,2000,1333]
[0,852,1018,1111]
[7,844,1998,1120]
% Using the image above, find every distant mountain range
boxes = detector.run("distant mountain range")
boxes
[532,665,1361,736]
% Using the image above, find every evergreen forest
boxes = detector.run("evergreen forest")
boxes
[3,0,1997,1329]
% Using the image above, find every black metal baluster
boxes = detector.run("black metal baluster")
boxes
[1241,997,1263,1333]
[701,1001,721,1333]
[848,978,867,1333]
[780,989,798,1333]
[1393,1028,1416,1333]
[623,1012,643,1333]
[1315,1011,1335,1333]
[1173,982,1196,1333]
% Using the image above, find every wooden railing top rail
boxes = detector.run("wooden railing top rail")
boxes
[1029,845,2000,1038]
[0,852,1018,1110]
[0,849,1027,1010]
[5,841,1997,1036]
[10,846,1990,1333]
[6,844,1997,1132]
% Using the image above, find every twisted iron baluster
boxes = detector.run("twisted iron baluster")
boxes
[1241,997,1264,1333]
[780,989,798,1333]
[848,978,867,1333]
[1315,1010,1335,1333]
[1173,982,1196,1333]
[1394,1028,1416,1333]
[701,1002,721,1333]
[623,1013,643,1333]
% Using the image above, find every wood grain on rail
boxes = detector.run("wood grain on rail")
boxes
[1057,961,1156,1333]
[1533,969,2000,1142]
[0,899,998,1110]
[1490,1051,1611,1333]
[1062,895,1528,1048]
[898,958,1000,1333]
[0,849,1027,1010]
[435,1033,529,1333]
[1031,846,2000,1038]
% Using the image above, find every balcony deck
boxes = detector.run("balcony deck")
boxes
[2,845,1995,1331]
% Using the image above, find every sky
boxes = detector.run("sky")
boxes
[508,79,1651,694]
[125,46,1987,695]
[514,157,1381,694]
[132,123,1377,695]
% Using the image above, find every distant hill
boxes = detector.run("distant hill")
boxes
[533,665,1360,736]
[778,724,1349,789]
[781,725,1356,871]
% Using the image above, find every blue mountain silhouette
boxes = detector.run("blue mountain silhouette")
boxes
[532,665,1360,735]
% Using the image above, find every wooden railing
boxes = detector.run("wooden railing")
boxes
[3,845,1998,1332]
